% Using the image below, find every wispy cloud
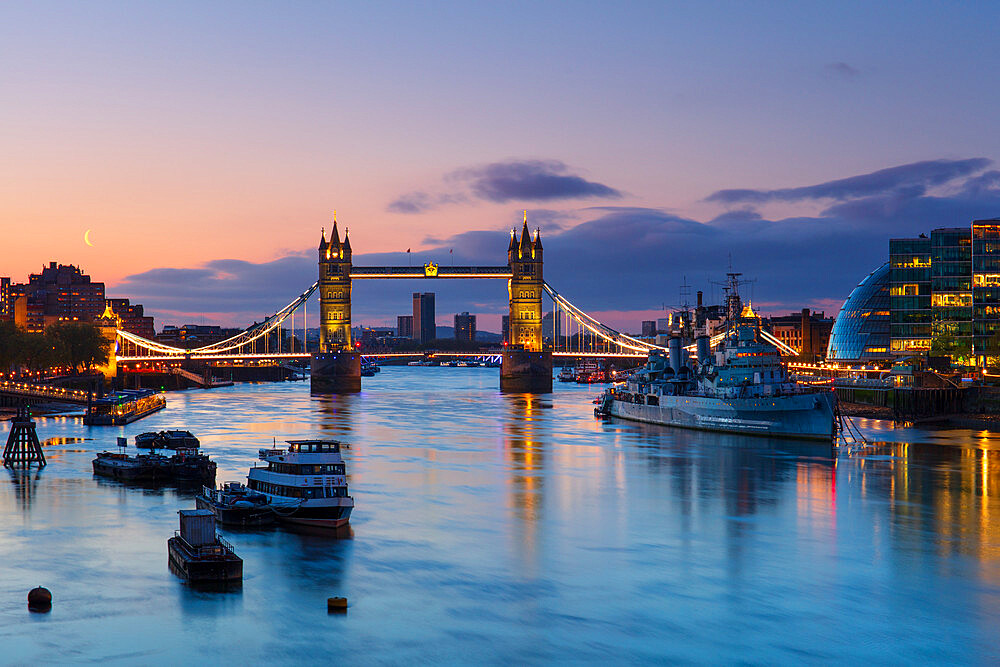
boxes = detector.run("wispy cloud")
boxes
[706,158,992,205]
[386,159,621,213]
[452,160,621,203]
[825,61,860,78]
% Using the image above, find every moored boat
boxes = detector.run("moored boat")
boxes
[168,509,242,584]
[247,440,354,529]
[134,430,200,450]
[197,482,275,527]
[85,389,165,425]
[596,274,836,442]
[93,436,216,485]
[92,448,169,482]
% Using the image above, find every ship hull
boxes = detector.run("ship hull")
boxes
[605,390,836,441]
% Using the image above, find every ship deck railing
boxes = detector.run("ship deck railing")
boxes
[173,532,237,558]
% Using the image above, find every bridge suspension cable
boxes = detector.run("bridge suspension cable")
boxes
[117,281,320,358]
[543,282,664,356]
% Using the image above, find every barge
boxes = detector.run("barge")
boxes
[168,509,242,584]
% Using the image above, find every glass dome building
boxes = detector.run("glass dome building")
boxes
[826,262,892,363]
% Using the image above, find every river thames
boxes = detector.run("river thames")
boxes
[3,367,1000,662]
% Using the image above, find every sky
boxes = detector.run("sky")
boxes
[4,1,1000,333]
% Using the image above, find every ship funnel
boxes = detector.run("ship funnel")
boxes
[668,337,682,374]
[696,335,711,366]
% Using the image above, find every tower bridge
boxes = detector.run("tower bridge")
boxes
[114,213,689,393]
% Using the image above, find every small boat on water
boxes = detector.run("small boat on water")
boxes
[557,366,575,382]
[196,482,275,527]
[247,440,354,529]
[168,509,242,584]
[134,430,200,450]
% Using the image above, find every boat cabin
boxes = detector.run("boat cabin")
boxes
[287,440,342,454]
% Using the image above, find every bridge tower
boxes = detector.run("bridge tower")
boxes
[311,215,361,393]
[501,213,553,392]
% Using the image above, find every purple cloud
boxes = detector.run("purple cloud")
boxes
[387,159,621,213]
[706,158,992,205]
[453,160,622,203]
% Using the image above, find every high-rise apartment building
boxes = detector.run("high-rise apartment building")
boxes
[397,315,414,338]
[454,312,476,343]
[412,292,436,344]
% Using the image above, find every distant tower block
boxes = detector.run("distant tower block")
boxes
[312,214,361,394]
[501,213,553,393]
[3,405,46,468]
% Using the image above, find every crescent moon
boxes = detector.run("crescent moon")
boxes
[84,229,94,247]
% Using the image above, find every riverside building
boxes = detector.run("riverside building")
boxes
[888,219,1000,367]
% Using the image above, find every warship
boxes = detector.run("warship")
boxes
[596,274,837,441]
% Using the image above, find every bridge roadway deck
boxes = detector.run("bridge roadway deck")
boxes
[0,380,90,405]
[350,266,512,279]
[117,351,645,362]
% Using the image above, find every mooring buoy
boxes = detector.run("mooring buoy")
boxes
[28,586,52,612]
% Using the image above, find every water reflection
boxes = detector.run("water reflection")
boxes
[313,393,356,439]
[503,394,551,574]
[8,376,1000,661]
[7,468,41,511]
[852,441,1000,575]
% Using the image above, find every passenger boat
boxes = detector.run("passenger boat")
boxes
[168,509,242,584]
[361,358,379,376]
[575,360,607,383]
[196,482,275,527]
[84,389,165,425]
[557,366,576,382]
[596,274,836,442]
[246,440,354,529]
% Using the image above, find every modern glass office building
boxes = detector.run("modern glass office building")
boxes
[826,262,891,363]
[930,227,972,358]
[973,220,1000,366]
[886,219,1000,366]
[889,236,931,354]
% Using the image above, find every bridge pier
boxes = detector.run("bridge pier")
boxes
[310,351,361,394]
[500,349,553,393]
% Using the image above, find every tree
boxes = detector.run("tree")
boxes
[930,330,972,366]
[46,322,111,374]
[19,331,59,373]
[0,321,26,373]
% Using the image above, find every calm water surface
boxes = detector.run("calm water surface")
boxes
[3,367,1000,663]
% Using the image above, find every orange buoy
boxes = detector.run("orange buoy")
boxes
[327,596,347,612]
[28,586,52,612]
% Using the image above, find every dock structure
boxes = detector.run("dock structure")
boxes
[3,404,46,468]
